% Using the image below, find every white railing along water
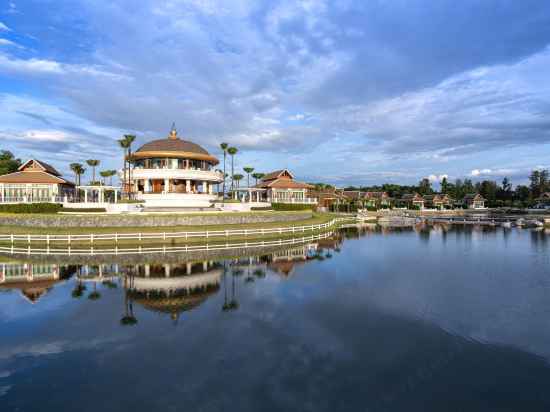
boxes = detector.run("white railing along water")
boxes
[0,218,353,245]
[0,232,336,256]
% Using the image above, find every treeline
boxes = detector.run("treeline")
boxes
[342,170,550,208]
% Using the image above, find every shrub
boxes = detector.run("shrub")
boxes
[0,203,62,214]
[366,206,378,212]
[271,203,314,211]
[251,206,273,211]
[61,207,107,213]
[118,199,145,204]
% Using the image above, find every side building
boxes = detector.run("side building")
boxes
[0,159,75,203]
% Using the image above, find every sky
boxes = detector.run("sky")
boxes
[0,0,550,187]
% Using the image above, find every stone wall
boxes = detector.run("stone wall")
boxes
[0,211,313,228]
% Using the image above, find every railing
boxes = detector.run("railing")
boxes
[0,196,64,204]
[0,231,335,256]
[0,218,352,245]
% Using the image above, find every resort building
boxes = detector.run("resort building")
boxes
[423,194,453,209]
[343,191,391,209]
[127,126,223,208]
[252,169,317,204]
[0,159,75,203]
[309,188,348,210]
[400,193,425,209]
[464,193,486,209]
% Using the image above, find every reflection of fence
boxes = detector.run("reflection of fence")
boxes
[0,218,351,245]
[0,232,335,256]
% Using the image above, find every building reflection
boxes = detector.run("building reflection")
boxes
[0,261,74,303]
[122,261,222,323]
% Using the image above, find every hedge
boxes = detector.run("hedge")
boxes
[271,203,314,211]
[61,208,107,213]
[251,206,273,211]
[0,203,62,214]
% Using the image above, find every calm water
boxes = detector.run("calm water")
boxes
[1,225,550,412]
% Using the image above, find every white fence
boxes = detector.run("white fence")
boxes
[0,218,350,245]
[0,232,335,256]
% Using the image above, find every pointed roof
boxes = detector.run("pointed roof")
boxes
[261,169,295,181]
[0,159,74,185]
[18,159,62,176]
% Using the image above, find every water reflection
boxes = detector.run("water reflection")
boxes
[1,225,550,411]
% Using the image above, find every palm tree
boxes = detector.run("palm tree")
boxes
[124,135,136,196]
[243,166,254,189]
[70,163,84,186]
[118,138,131,197]
[252,172,264,186]
[220,143,228,202]
[86,159,100,184]
[233,174,243,189]
[107,170,117,186]
[227,147,238,192]
[99,170,110,185]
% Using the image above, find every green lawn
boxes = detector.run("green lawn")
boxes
[0,213,335,237]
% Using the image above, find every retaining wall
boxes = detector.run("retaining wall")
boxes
[0,211,313,228]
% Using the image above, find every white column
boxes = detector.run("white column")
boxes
[209,183,214,195]
[114,190,118,203]
[84,189,88,203]
[203,261,208,272]
[164,264,171,277]
[144,264,150,277]
[186,180,191,193]
[203,181,208,194]
[186,262,192,275]
[145,179,151,192]
[164,178,169,194]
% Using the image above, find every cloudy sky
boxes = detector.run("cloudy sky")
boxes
[1,0,550,186]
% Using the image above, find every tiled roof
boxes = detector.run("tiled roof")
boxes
[261,169,294,181]
[18,159,62,176]
[0,171,73,185]
[136,138,210,155]
[255,178,313,189]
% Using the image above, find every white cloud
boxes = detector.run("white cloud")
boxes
[0,22,10,31]
[0,54,63,74]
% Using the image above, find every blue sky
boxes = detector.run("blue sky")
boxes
[1,0,550,187]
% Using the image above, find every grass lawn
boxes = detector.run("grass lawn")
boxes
[0,213,335,238]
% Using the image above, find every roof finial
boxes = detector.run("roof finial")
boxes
[169,122,178,139]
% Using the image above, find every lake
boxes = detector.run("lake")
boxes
[1,224,550,411]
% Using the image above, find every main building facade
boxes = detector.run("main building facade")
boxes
[127,127,223,208]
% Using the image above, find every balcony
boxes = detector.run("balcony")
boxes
[130,168,223,182]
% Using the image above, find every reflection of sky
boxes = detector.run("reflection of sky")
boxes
[0,227,550,411]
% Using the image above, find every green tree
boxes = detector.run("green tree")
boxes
[440,176,449,194]
[0,150,21,175]
[220,143,228,201]
[227,147,238,191]
[233,173,244,189]
[252,172,265,185]
[69,163,85,186]
[243,166,254,188]
[86,159,100,184]
[418,178,432,195]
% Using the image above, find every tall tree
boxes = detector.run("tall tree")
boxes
[233,173,243,189]
[227,147,238,192]
[243,166,254,188]
[220,143,228,201]
[0,150,21,175]
[69,163,85,186]
[418,178,432,195]
[99,170,110,185]
[252,172,265,186]
[440,176,449,194]
[86,159,100,184]
[118,138,131,197]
